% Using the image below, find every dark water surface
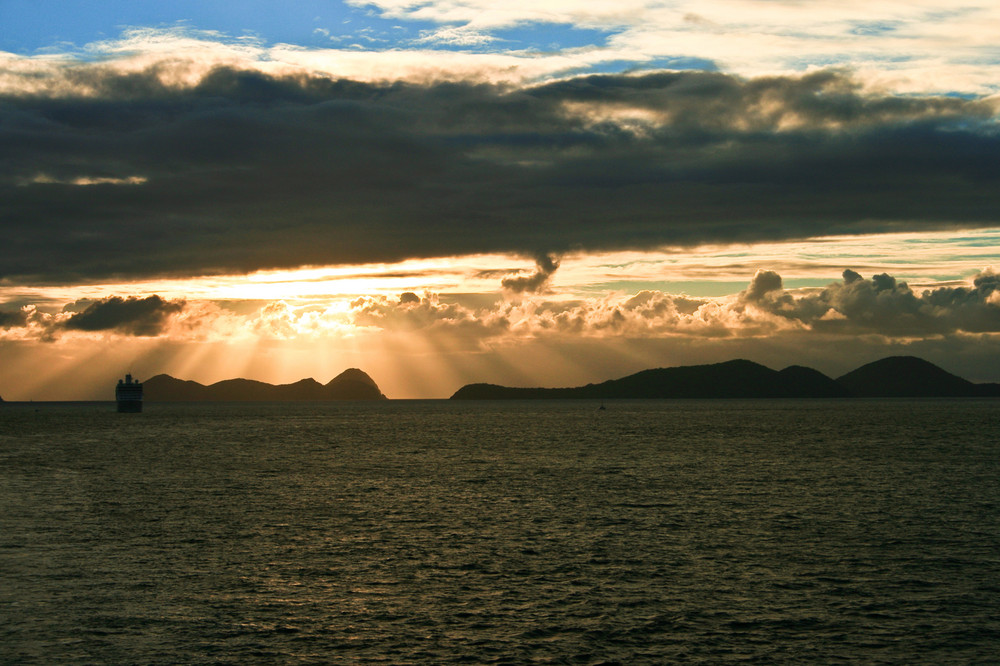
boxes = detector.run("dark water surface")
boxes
[2,399,999,663]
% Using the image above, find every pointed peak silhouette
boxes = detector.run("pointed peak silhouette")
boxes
[327,368,379,388]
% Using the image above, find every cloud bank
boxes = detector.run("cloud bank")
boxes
[4,269,998,345]
[1,53,998,285]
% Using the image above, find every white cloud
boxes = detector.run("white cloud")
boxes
[415,26,499,46]
[2,1,998,95]
[346,0,1000,93]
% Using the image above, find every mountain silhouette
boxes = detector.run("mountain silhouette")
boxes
[145,368,386,401]
[451,356,1000,400]
[836,356,1000,397]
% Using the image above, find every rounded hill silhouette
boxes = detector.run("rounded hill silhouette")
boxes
[451,356,1000,400]
[835,356,995,397]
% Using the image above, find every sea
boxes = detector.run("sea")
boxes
[2,399,999,664]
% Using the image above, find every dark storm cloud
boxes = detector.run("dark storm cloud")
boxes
[2,65,998,283]
[502,253,561,293]
[742,269,785,303]
[62,295,185,336]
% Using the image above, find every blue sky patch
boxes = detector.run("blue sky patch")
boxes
[486,23,617,52]
[0,0,439,53]
[569,56,719,77]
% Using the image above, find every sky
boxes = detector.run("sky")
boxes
[1,1,1000,399]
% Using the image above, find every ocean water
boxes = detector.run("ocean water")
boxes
[2,399,999,664]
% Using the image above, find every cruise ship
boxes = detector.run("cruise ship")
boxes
[115,374,143,413]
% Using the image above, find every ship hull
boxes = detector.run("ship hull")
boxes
[116,399,142,413]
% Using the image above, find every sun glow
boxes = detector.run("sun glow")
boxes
[3,230,1000,400]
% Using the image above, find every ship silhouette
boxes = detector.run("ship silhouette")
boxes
[115,374,143,412]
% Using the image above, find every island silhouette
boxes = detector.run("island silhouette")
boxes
[144,368,386,401]
[450,356,1000,400]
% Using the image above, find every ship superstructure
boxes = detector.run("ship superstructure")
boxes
[116,374,143,413]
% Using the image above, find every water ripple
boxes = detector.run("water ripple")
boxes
[2,399,999,663]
